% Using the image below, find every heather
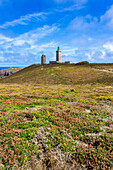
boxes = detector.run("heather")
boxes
[0,64,113,169]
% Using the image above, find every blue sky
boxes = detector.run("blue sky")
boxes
[0,0,113,66]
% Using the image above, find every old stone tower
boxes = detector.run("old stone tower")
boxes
[56,46,61,62]
[41,55,46,64]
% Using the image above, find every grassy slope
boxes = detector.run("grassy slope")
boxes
[0,64,113,169]
[0,64,113,85]
[0,83,113,169]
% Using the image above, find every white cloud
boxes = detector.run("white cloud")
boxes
[0,24,58,50]
[68,5,113,35]
[62,48,77,57]
[14,25,58,47]
[54,0,87,4]
[61,47,112,64]
[0,24,59,65]
[13,39,27,46]
[69,15,98,31]
[0,34,12,44]
[103,42,113,52]
[100,5,113,29]
[63,48,77,52]
[31,42,56,50]
[88,37,92,41]
[55,0,88,12]
[100,50,106,59]
[85,53,92,60]
[0,12,49,28]
[73,49,108,63]
[57,4,85,12]
[1,3,113,65]
[30,42,57,54]
[0,52,4,62]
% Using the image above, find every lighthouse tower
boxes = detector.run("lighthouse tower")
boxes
[56,46,61,62]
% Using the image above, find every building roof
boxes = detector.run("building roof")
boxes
[57,46,60,50]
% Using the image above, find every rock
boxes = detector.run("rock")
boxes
[84,109,91,114]
[86,132,104,138]
[67,102,78,105]
[100,126,112,132]
[75,140,88,147]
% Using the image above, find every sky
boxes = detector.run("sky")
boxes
[0,0,113,66]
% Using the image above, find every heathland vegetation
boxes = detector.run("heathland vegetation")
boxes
[0,64,113,169]
[0,63,113,85]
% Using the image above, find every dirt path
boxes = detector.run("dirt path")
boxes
[94,68,113,74]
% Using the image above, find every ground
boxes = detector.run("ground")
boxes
[0,82,113,169]
[0,64,113,85]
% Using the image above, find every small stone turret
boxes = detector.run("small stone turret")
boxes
[41,55,46,64]
[56,46,61,62]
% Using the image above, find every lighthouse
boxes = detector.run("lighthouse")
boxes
[49,46,71,64]
[56,46,61,62]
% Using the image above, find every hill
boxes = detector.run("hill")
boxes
[0,67,24,78]
[0,63,113,85]
[0,63,113,169]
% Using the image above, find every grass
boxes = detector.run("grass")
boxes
[0,64,113,85]
[0,64,113,169]
[0,82,113,169]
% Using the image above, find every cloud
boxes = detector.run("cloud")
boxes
[62,48,77,59]
[31,42,57,50]
[54,0,87,4]
[14,25,58,47]
[0,53,38,66]
[68,5,113,35]
[92,50,106,60]
[88,37,92,41]
[0,34,12,44]
[68,15,98,31]
[0,51,5,61]
[56,4,84,12]
[1,3,113,65]
[99,50,106,59]
[85,53,92,60]
[66,48,112,63]
[101,5,113,29]
[0,24,58,48]
[0,24,59,65]
[103,42,113,52]
[0,12,49,28]
[55,0,88,12]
